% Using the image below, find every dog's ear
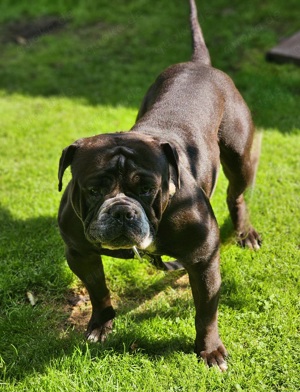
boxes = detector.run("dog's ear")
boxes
[58,140,82,192]
[161,142,180,190]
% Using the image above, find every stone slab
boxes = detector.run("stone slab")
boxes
[266,31,300,66]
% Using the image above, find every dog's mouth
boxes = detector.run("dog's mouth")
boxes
[100,233,138,250]
[85,195,154,250]
[88,221,153,250]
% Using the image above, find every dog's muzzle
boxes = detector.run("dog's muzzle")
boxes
[86,194,153,250]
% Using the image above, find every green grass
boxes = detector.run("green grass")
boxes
[0,0,299,390]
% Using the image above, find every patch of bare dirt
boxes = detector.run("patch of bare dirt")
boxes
[64,287,91,332]
[1,15,69,45]
[62,273,189,332]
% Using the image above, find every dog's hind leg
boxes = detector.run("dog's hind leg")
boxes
[219,91,261,249]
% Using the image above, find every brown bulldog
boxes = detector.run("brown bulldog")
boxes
[58,0,261,371]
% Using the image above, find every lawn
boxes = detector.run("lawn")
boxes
[0,0,299,391]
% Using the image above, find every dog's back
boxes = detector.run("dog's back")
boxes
[133,0,261,250]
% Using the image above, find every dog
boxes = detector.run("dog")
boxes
[58,0,261,371]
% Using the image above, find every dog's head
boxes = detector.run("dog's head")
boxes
[58,132,179,250]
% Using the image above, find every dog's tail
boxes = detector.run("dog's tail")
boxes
[189,0,211,65]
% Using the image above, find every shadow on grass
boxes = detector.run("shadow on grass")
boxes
[0,206,73,380]
[219,216,235,245]
[0,2,299,133]
[0,14,157,109]
[0,207,71,303]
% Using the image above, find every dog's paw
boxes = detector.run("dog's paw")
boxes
[198,346,228,372]
[195,341,228,372]
[86,319,113,343]
[238,227,262,250]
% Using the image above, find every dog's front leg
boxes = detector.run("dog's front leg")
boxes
[65,247,116,342]
[185,252,228,371]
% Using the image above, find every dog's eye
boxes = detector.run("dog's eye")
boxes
[139,186,153,197]
[88,187,101,197]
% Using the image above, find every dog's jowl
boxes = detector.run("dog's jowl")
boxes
[58,0,261,371]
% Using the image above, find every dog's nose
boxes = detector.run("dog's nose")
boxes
[110,205,138,222]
